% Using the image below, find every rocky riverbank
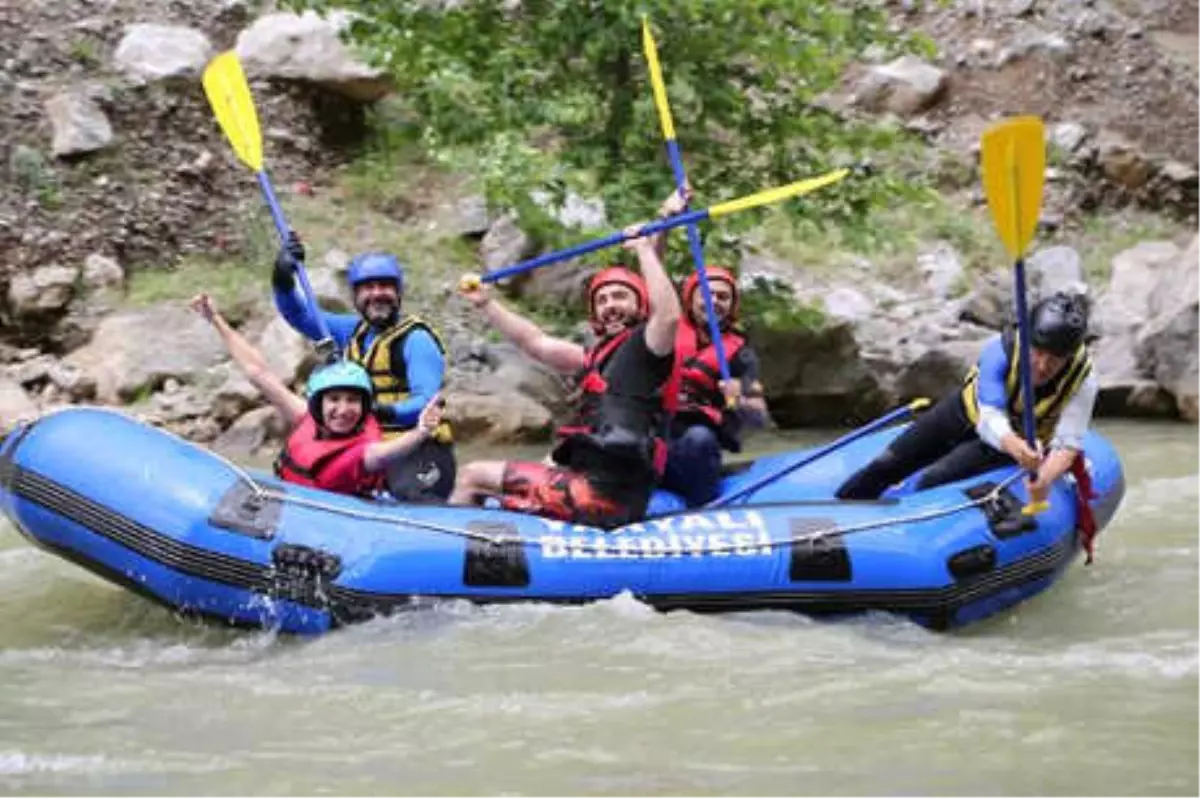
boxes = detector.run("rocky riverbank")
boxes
[1,0,1196,460]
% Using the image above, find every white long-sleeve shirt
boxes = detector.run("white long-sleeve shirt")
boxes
[977,372,1099,452]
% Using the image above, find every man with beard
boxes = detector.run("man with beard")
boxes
[272,234,455,502]
[448,222,681,528]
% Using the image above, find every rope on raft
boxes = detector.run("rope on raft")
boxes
[39,405,1032,554]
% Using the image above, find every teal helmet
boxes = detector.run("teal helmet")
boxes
[306,360,374,426]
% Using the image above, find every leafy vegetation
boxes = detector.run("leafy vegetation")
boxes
[283,0,935,280]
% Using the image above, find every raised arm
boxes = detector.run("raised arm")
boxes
[363,395,445,473]
[622,226,680,357]
[271,231,361,348]
[458,278,586,374]
[190,294,306,427]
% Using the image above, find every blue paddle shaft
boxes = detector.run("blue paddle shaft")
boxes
[256,171,334,346]
[707,402,918,508]
[1012,259,1039,477]
[481,207,710,284]
[665,139,731,381]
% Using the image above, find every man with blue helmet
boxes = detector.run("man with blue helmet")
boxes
[190,294,445,498]
[272,233,455,502]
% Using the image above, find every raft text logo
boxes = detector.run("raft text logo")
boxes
[538,510,773,560]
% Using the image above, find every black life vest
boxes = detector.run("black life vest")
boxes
[552,328,668,478]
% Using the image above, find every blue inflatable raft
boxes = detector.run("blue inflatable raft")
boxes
[0,407,1124,634]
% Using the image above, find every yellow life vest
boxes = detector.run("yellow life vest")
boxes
[961,329,1091,444]
[346,315,453,444]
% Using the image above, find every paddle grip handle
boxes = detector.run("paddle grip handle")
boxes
[256,171,335,348]
[480,207,709,284]
[707,402,918,508]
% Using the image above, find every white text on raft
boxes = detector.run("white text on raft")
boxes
[537,510,774,560]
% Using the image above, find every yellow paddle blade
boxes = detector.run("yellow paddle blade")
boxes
[980,116,1046,260]
[709,168,849,218]
[202,51,264,172]
[641,17,676,141]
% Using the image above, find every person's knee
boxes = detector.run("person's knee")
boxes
[451,460,497,495]
[674,425,721,461]
[835,448,901,500]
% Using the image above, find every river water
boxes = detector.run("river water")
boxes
[0,420,1195,795]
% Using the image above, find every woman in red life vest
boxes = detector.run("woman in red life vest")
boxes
[190,294,444,497]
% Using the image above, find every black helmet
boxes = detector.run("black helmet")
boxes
[1030,292,1088,357]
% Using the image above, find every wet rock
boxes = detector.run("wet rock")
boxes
[45,86,113,157]
[306,267,353,313]
[7,263,79,317]
[959,269,1013,330]
[512,259,593,310]
[1135,235,1198,421]
[451,194,491,238]
[236,11,393,102]
[81,252,124,291]
[530,189,608,231]
[151,384,213,423]
[213,406,288,459]
[1093,240,1181,416]
[1097,131,1154,190]
[444,390,553,444]
[750,321,888,426]
[113,24,213,83]
[918,243,965,299]
[1027,245,1087,300]
[854,55,948,116]
[0,377,39,429]
[480,213,534,274]
[64,303,230,403]
[1050,122,1089,155]
[46,360,96,401]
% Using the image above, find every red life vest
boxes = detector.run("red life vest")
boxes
[553,328,669,477]
[274,414,383,497]
[665,320,746,449]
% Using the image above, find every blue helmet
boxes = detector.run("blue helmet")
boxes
[347,252,404,292]
[305,360,374,424]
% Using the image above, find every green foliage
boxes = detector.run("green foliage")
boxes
[69,37,101,67]
[283,0,932,274]
[8,145,66,209]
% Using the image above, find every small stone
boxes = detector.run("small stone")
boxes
[82,253,124,290]
[45,87,114,157]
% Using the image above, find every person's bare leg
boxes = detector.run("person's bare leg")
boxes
[447,460,507,505]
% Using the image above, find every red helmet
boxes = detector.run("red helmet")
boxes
[587,266,649,335]
[682,266,739,328]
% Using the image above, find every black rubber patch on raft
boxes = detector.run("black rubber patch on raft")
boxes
[463,522,530,588]
[788,518,852,582]
[209,480,281,540]
[947,544,997,581]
